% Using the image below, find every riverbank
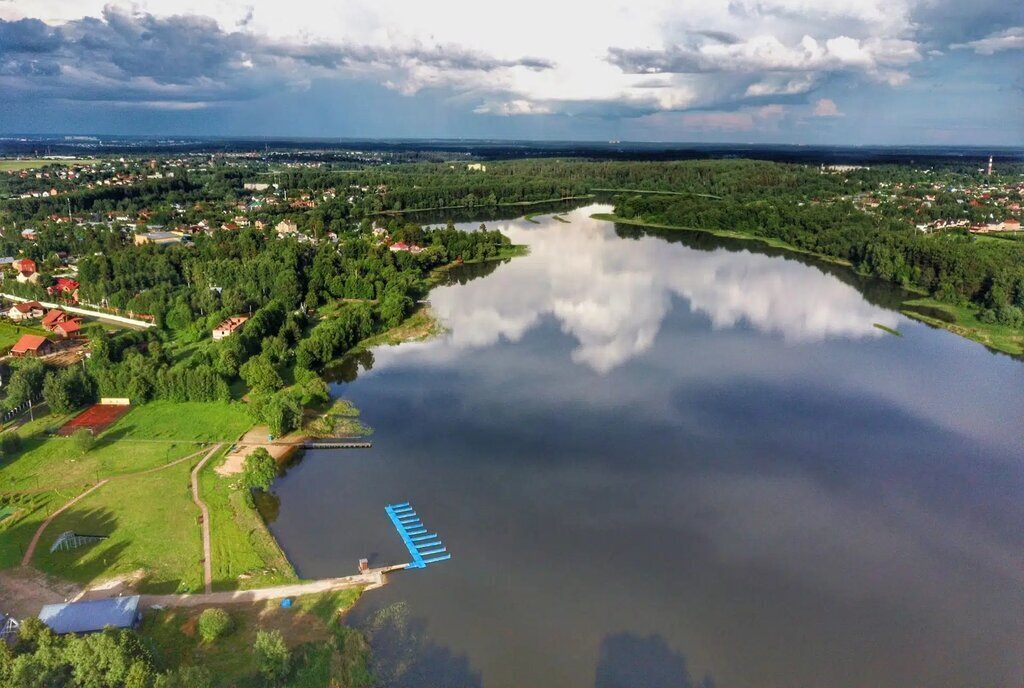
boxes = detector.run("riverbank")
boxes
[592,212,1024,358]
[373,195,595,216]
[591,212,853,267]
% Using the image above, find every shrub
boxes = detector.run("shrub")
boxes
[197,608,233,643]
[253,629,290,684]
[0,432,22,457]
[71,427,96,454]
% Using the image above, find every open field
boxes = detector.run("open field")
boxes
[0,158,98,172]
[107,401,252,442]
[139,589,370,688]
[0,490,60,569]
[31,457,204,593]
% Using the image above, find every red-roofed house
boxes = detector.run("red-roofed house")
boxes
[213,315,249,341]
[54,320,81,339]
[47,277,80,301]
[7,301,44,322]
[12,258,36,274]
[42,309,72,331]
[389,242,410,252]
[11,334,52,357]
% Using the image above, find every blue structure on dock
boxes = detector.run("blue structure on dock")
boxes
[385,502,452,569]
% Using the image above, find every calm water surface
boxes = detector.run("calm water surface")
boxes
[269,205,1024,688]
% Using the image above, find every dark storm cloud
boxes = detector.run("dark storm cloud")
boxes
[0,6,553,105]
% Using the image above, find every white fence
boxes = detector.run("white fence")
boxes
[2,294,155,329]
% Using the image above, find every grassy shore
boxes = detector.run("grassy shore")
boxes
[901,297,1024,355]
[591,213,853,267]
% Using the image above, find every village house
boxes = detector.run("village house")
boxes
[11,334,52,357]
[53,320,81,339]
[7,301,44,322]
[389,241,410,252]
[47,277,80,302]
[12,258,36,274]
[212,315,249,341]
[41,308,78,331]
[275,219,299,237]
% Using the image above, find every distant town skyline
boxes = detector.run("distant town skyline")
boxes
[1,0,1022,145]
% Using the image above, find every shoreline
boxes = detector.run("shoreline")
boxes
[591,213,1024,358]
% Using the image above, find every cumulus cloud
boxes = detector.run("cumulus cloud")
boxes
[0,6,553,106]
[812,98,843,116]
[951,27,1024,54]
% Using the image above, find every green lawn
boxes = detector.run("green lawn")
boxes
[32,457,204,593]
[201,448,298,591]
[0,436,196,494]
[106,401,252,442]
[139,590,370,688]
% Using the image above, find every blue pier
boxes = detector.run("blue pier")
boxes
[385,503,452,569]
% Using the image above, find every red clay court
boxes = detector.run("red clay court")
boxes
[58,403,131,436]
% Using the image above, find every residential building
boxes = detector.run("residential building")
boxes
[213,315,249,341]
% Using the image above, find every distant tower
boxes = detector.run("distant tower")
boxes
[987,155,993,176]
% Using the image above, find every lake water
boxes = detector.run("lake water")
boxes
[268,205,1024,688]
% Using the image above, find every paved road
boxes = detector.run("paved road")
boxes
[190,444,223,595]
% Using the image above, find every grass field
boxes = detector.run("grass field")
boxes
[0,490,59,568]
[0,158,98,172]
[902,297,1024,355]
[202,448,298,591]
[0,436,196,494]
[107,401,252,442]
[139,590,370,687]
[32,457,204,593]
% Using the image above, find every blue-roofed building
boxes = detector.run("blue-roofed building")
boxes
[38,596,140,635]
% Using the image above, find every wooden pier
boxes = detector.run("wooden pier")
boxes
[301,441,372,449]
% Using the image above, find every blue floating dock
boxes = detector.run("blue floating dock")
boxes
[385,502,452,569]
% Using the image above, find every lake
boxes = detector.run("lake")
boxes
[268,204,1024,688]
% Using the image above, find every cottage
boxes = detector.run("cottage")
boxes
[275,219,299,237]
[11,334,52,357]
[389,241,410,252]
[47,277,80,301]
[213,315,249,341]
[8,301,44,322]
[38,596,140,635]
[54,320,81,339]
[41,308,71,330]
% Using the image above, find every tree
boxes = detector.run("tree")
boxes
[0,432,22,458]
[242,448,278,492]
[240,354,283,395]
[71,428,96,454]
[5,359,45,409]
[197,608,233,643]
[252,629,290,685]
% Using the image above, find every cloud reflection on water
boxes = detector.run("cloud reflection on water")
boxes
[378,205,899,374]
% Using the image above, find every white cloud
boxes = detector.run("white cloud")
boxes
[812,97,843,116]
[951,27,1024,54]
[6,0,934,119]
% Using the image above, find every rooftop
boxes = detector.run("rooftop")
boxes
[38,596,140,635]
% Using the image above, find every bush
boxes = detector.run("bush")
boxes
[0,432,22,458]
[197,608,233,643]
[253,629,290,684]
[71,427,96,454]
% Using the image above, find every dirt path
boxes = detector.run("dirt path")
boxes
[0,568,80,618]
[140,565,404,608]
[190,444,223,594]
[20,480,109,566]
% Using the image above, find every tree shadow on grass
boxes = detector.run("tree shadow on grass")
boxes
[360,601,482,688]
[594,632,715,688]
[30,506,132,588]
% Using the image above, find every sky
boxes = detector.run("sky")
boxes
[0,0,1021,144]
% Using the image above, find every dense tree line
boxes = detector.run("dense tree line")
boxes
[614,192,1024,326]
